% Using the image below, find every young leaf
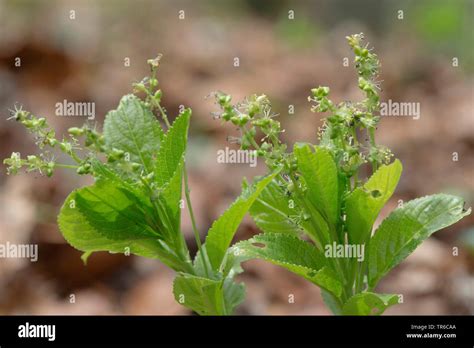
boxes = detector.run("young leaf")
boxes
[249,179,302,234]
[345,159,402,245]
[62,179,158,240]
[342,292,399,315]
[58,180,188,271]
[154,108,191,187]
[234,233,343,297]
[204,170,280,270]
[152,110,191,254]
[173,273,245,315]
[321,289,342,315]
[368,194,471,288]
[158,157,185,236]
[294,144,339,229]
[103,94,164,173]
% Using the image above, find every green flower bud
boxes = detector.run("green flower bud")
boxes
[153,89,162,102]
[37,118,46,127]
[260,142,271,151]
[252,118,270,128]
[68,127,84,136]
[4,152,22,175]
[46,162,55,177]
[221,112,232,121]
[12,110,28,122]
[133,83,147,94]
[149,78,158,88]
[76,162,91,175]
[131,163,142,170]
[287,182,295,192]
[47,138,59,147]
[218,94,232,106]
[60,142,72,153]
[248,103,259,117]
[238,114,250,126]
[144,172,155,181]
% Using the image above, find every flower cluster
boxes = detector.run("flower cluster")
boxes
[3,105,90,177]
[211,92,288,170]
[309,33,392,183]
[133,54,171,127]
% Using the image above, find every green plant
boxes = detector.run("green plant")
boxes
[4,34,470,316]
[3,56,278,315]
[212,33,471,315]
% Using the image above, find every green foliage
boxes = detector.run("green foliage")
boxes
[103,94,164,173]
[174,171,279,315]
[4,33,470,316]
[249,180,301,235]
[234,233,342,297]
[4,56,277,315]
[205,171,279,270]
[173,273,245,316]
[214,33,470,315]
[345,159,402,245]
[342,292,399,316]
[294,144,339,230]
[368,194,471,289]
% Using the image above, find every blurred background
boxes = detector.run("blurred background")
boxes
[0,0,473,315]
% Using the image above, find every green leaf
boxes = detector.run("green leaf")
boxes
[152,110,192,252]
[58,180,188,271]
[103,95,164,173]
[346,159,402,245]
[204,170,280,270]
[154,109,191,187]
[342,292,399,315]
[321,289,342,315]
[249,179,302,234]
[234,233,343,297]
[294,144,339,229]
[368,194,471,288]
[173,273,245,315]
[66,180,158,240]
[158,157,184,236]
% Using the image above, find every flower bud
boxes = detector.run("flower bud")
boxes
[68,127,84,136]
[149,78,158,88]
[218,94,232,106]
[131,163,142,170]
[238,114,250,126]
[230,116,240,126]
[153,90,162,102]
[60,141,72,153]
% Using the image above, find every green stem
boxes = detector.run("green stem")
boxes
[54,163,79,169]
[368,127,378,172]
[183,165,211,277]
[69,152,83,164]
[152,96,209,276]
[157,103,171,128]
[286,173,322,249]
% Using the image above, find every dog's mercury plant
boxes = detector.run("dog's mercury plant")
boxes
[4,34,470,315]
[213,33,470,315]
[4,55,279,315]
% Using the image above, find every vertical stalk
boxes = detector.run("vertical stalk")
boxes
[152,90,210,277]
[183,166,211,277]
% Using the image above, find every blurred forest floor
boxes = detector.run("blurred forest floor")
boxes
[0,0,473,314]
